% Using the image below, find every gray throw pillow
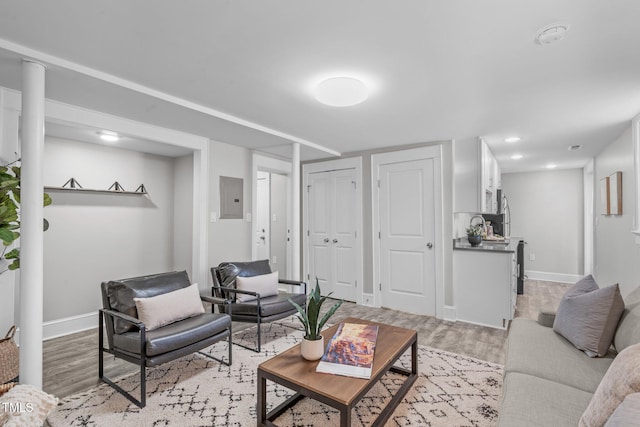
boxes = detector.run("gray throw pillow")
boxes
[553,275,625,357]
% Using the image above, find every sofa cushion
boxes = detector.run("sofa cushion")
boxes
[235,271,279,302]
[506,318,615,393]
[113,313,231,357]
[604,393,640,427]
[614,286,640,353]
[553,276,624,357]
[498,372,593,427]
[103,270,192,334]
[134,283,204,331]
[580,343,640,427]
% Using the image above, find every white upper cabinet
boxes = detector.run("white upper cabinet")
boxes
[454,137,501,213]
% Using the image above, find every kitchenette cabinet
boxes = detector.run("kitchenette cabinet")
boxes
[453,239,518,329]
[454,137,500,213]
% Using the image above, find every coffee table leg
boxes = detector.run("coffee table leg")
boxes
[412,339,418,375]
[340,405,351,427]
[257,371,266,427]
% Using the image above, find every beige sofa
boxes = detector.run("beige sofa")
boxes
[498,286,640,426]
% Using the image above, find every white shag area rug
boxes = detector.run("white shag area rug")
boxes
[48,318,503,426]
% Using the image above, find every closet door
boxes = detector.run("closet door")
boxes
[307,168,358,302]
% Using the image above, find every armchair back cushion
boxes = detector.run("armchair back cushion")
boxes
[134,283,205,331]
[102,270,191,334]
[235,271,279,302]
[217,260,272,287]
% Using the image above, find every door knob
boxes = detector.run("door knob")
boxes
[426,242,433,249]
[324,238,330,243]
[333,239,338,244]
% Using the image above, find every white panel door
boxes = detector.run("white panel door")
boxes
[255,173,270,261]
[308,171,332,292]
[379,158,436,315]
[331,169,358,302]
[307,168,358,302]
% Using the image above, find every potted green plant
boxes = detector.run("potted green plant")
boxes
[0,163,51,273]
[466,224,483,247]
[289,279,343,361]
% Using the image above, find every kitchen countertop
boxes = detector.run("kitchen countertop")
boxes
[453,237,522,253]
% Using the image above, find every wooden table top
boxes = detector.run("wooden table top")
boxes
[258,317,417,406]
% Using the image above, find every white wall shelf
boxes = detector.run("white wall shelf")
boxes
[45,178,148,196]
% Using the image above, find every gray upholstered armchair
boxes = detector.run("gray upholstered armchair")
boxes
[99,270,232,408]
[211,260,306,352]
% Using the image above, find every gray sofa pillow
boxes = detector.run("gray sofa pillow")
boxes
[553,275,625,357]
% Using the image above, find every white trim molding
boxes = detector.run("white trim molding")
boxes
[632,112,640,241]
[525,270,581,284]
[14,312,99,346]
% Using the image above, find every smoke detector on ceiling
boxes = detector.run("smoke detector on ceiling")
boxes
[535,23,570,45]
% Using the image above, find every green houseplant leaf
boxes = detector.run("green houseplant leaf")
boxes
[288,278,343,341]
[0,163,51,274]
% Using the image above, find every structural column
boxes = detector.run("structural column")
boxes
[19,60,46,388]
[291,143,301,281]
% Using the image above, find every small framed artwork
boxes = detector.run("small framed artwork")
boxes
[600,176,610,215]
[609,171,622,215]
[220,176,243,219]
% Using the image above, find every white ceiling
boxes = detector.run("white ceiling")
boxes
[0,1,639,171]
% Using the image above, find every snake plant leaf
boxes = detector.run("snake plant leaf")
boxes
[317,299,343,332]
[8,259,19,270]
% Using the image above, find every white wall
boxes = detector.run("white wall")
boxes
[173,153,194,278]
[501,169,584,281]
[41,137,176,322]
[594,126,640,296]
[208,140,252,272]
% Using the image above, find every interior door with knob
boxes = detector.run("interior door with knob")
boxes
[255,171,270,261]
[377,157,436,315]
[307,168,358,302]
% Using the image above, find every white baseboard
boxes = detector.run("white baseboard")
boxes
[443,305,456,322]
[14,312,98,345]
[525,270,581,284]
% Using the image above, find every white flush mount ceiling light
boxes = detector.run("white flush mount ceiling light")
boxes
[315,77,368,107]
[98,131,119,142]
[546,163,558,169]
[505,136,521,143]
[535,22,570,45]
[511,154,523,160]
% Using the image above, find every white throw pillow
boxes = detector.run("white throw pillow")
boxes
[134,283,204,331]
[235,271,279,302]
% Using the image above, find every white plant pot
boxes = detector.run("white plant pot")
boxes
[301,336,325,361]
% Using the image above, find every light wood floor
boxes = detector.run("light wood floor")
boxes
[42,279,569,400]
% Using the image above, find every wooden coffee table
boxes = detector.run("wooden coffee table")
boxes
[257,317,418,427]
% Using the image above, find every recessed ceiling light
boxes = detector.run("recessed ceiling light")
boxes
[511,154,523,160]
[546,163,557,169]
[535,22,570,45]
[98,131,119,142]
[505,137,521,143]
[315,77,368,107]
